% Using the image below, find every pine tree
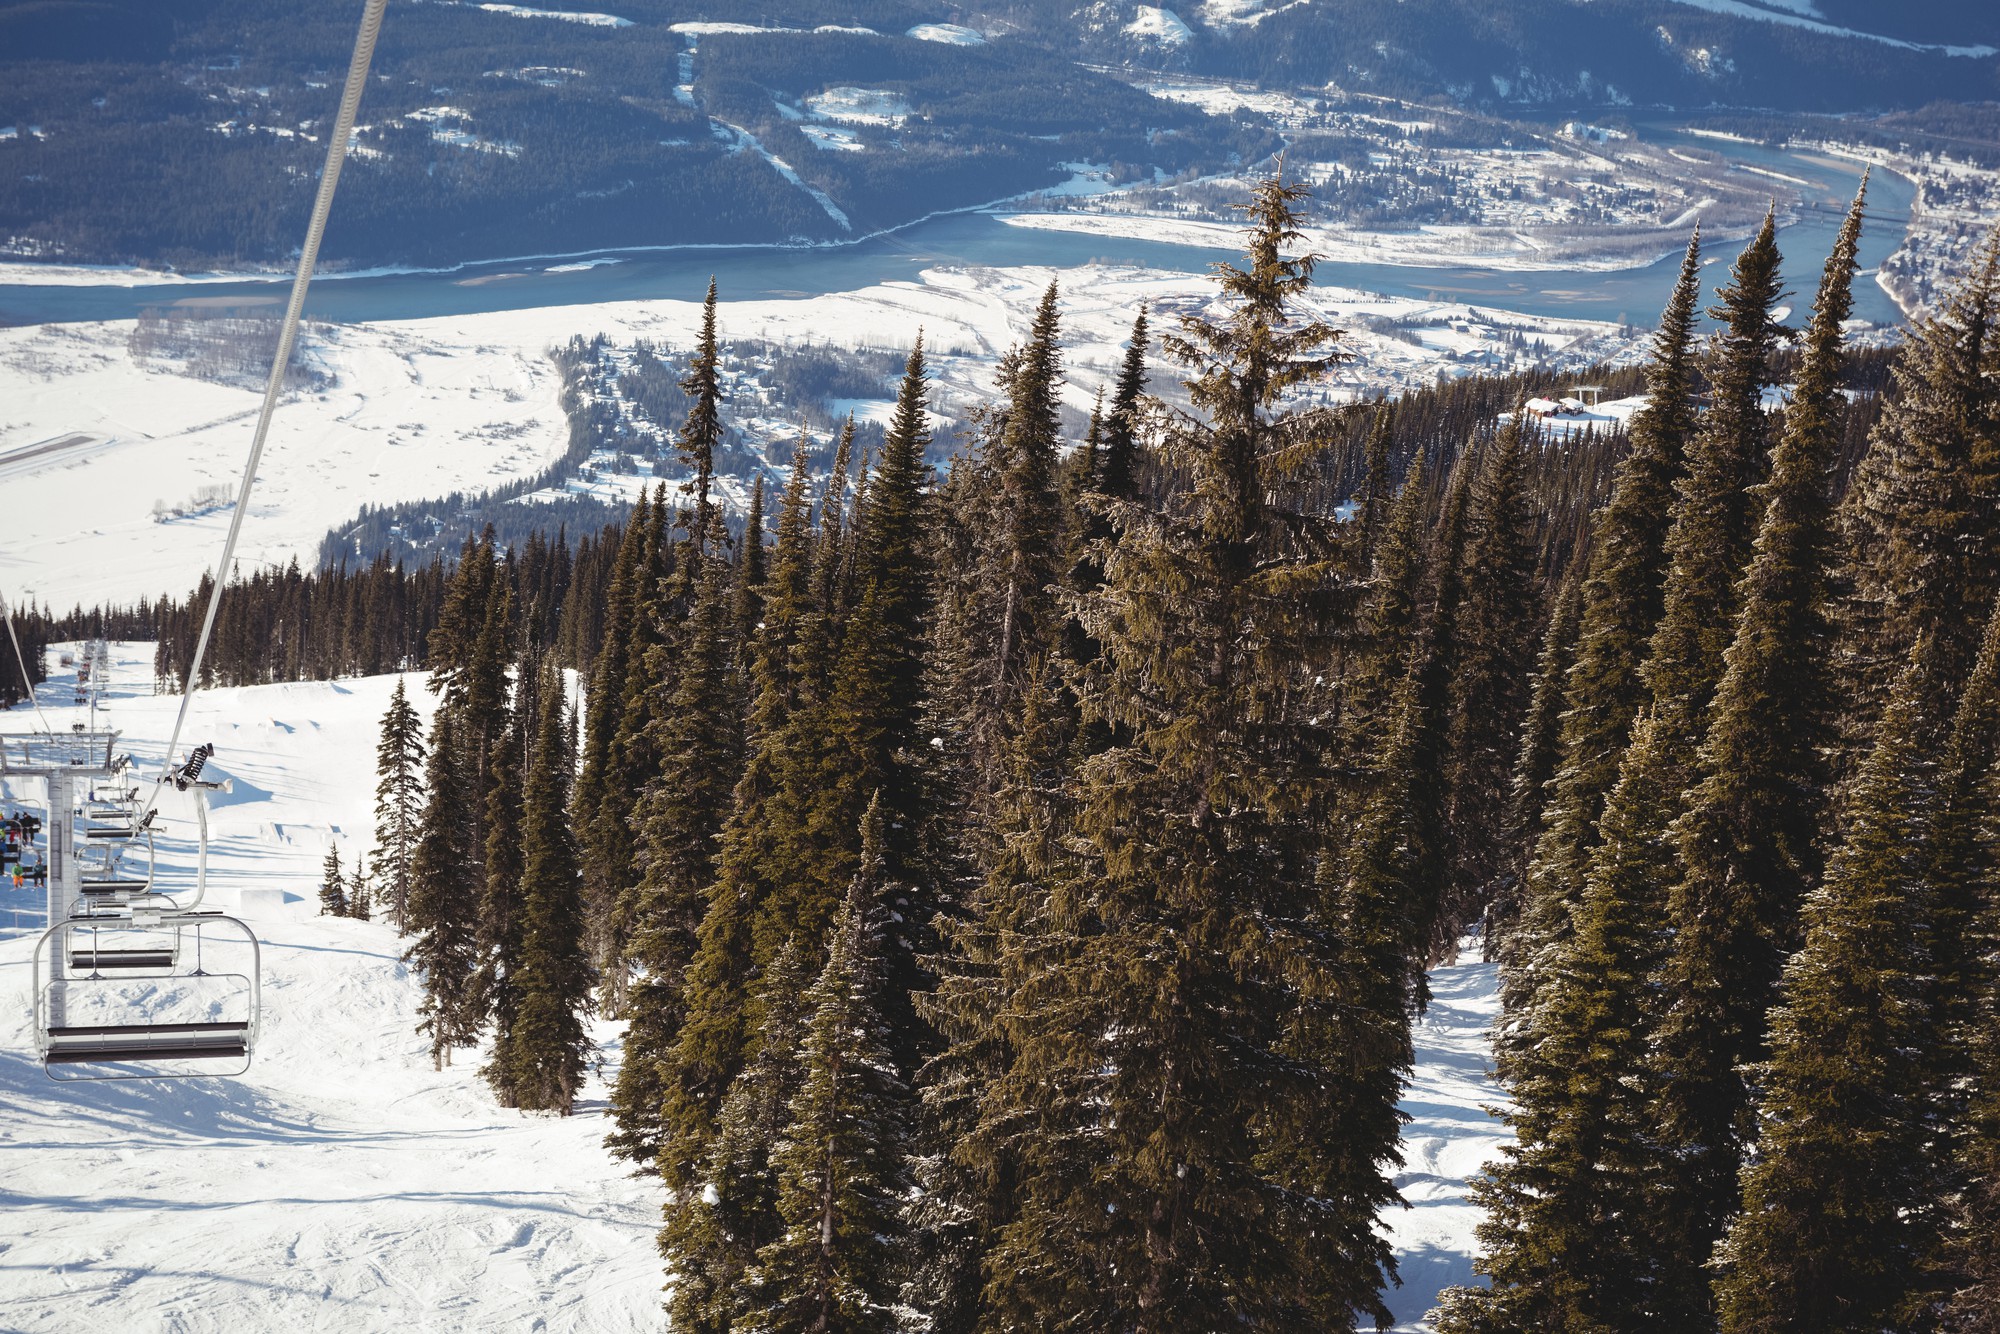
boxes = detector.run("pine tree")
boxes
[679,279,725,551]
[737,799,912,1334]
[349,853,373,923]
[1099,306,1149,500]
[318,841,347,917]
[984,282,1066,743]
[1502,230,1702,1027]
[500,669,593,1113]
[650,437,829,1186]
[406,707,484,1069]
[1647,188,1865,1321]
[912,662,1077,1334]
[370,675,425,933]
[478,664,529,1103]
[976,172,1384,1331]
[661,934,817,1334]
[1485,563,1582,956]
[1353,403,1396,573]
[577,490,651,974]
[1438,413,1539,953]
[609,513,745,1161]
[1712,638,1949,1333]
[1834,237,2000,754]
[1938,596,2000,1332]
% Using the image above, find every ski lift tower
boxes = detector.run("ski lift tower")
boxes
[1,726,123,1032]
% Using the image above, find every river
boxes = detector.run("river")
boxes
[0,129,1914,331]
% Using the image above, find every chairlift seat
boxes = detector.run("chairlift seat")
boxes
[45,1021,249,1064]
[68,948,176,971]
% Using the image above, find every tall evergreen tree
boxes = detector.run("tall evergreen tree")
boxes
[406,707,484,1069]
[1485,563,1582,955]
[1713,636,1948,1333]
[370,675,425,933]
[1098,306,1149,500]
[349,853,373,923]
[661,934,817,1334]
[478,662,530,1103]
[609,513,746,1161]
[678,279,725,553]
[498,670,592,1112]
[976,172,1385,1331]
[318,841,347,917]
[1834,238,2000,753]
[1648,188,1866,1322]
[736,798,914,1334]
[984,282,1067,741]
[1450,219,1786,1331]
[1501,230,1702,1025]
[1438,413,1539,954]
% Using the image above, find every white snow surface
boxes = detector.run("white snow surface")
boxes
[906,22,985,44]
[1662,0,1996,55]
[1386,950,1509,1330]
[0,318,571,610]
[0,645,1511,1330]
[477,3,633,28]
[1126,6,1194,44]
[0,646,664,1333]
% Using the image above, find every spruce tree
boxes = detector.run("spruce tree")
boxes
[1353,403,1396,573]
[609,513,745,1162]
[1648,189,1866,1322]
[678,279,725,550]
[576,490,651,974]
[1712,638,1948,1333]
[1937,593,2000,1332]
[1485,564,1581,956]
[370,675,425,933]
[1454,219,1785,1330]
[912,662,1078,1334]
[1438,413,1539,953]
[478,664,529,1103]
[1502,230,1702,1026]
[984,282,1066,744]
[501,670,593,1113]
[318,841,347,917]
[661,934,816,1334]
[651,437,836,1187]
[977,172,1385,1331]
[736,798,913,1334]
[349,853,373,923]
[406,707,484,1069]
[1834,237,2000,752]
[1099,306,1149,500]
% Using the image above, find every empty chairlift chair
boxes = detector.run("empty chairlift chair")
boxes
[34,913,261,1080]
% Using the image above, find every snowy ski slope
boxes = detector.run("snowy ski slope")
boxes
[0,646,1507,1331]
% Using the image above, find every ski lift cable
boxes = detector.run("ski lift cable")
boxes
[0,589,56,737]
[142,0,388,820]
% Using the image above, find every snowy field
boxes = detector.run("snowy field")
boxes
[0,646,665,1333]
[0,646,1508,1331]
[0,263,1623,611]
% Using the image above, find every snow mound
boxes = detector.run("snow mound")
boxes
[805,87,911,126]
[1126,5,1194,43]
[477,4,632,28]
[907,23,986,44]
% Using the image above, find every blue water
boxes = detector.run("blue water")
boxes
[0,131,1914,330]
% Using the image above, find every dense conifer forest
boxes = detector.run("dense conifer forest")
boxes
[14,169,2000,1331]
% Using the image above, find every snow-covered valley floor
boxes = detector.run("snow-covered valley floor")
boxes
[0,646,1507,1331]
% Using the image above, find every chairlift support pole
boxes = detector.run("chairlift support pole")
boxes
[0,730,121,1034]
